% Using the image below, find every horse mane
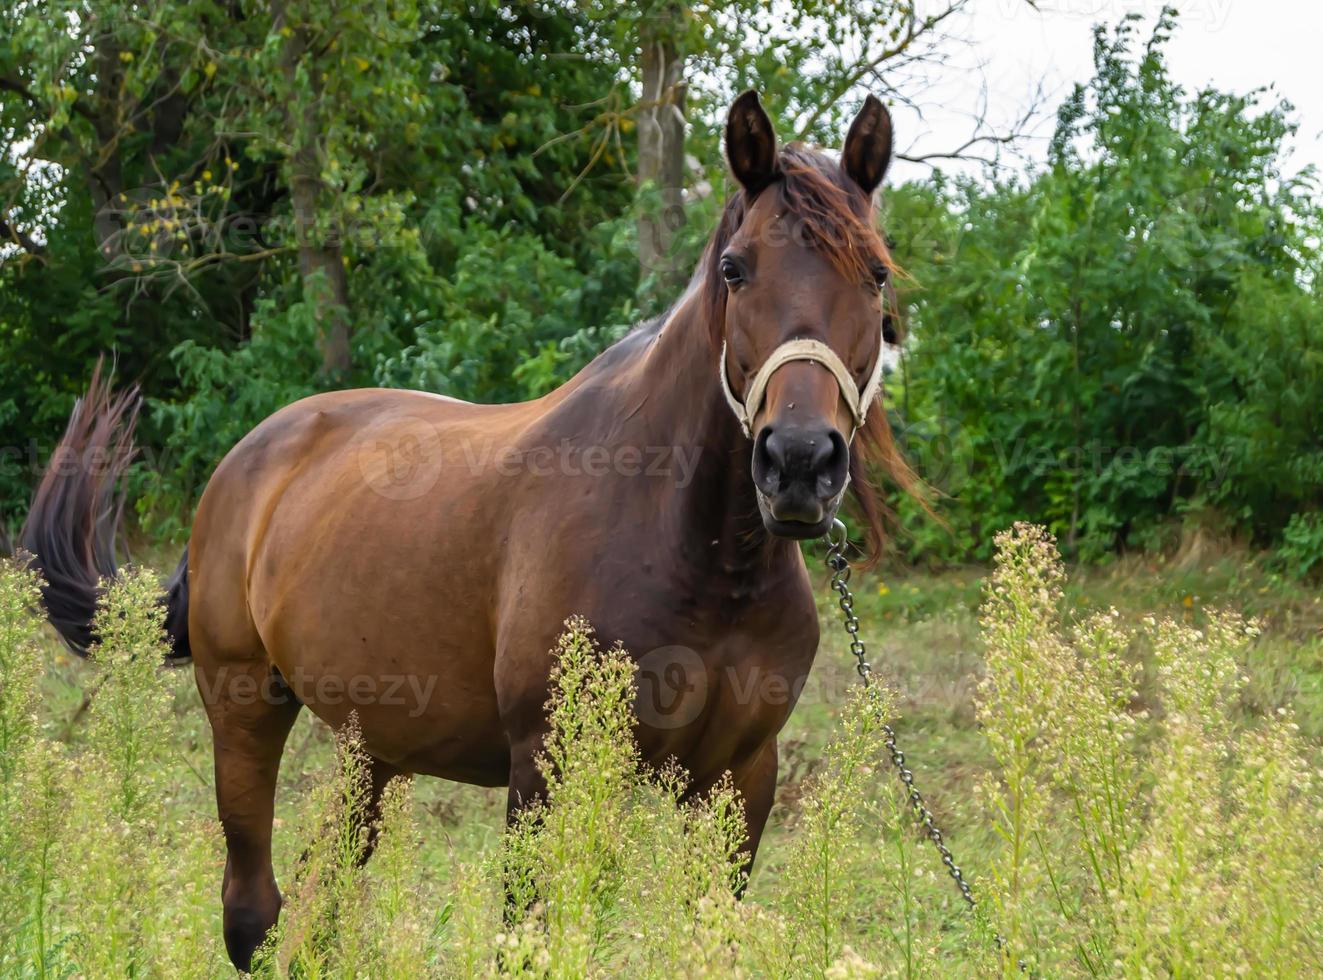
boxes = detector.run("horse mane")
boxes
[698,143,923,567]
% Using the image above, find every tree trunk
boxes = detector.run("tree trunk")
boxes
[273,2,352,379]
[87,39,125,265]
[636,7,687,298]
[289,152,352,377]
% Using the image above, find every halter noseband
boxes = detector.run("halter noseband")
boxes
[718,336,887,440]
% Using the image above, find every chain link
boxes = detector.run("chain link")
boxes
[823,518,1021,970]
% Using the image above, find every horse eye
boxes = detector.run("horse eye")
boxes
[720,257,744,286]
[870,264,889,291]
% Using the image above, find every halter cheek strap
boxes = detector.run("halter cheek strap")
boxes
[719,337,887,439]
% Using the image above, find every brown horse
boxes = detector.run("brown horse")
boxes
[24,91,911,971]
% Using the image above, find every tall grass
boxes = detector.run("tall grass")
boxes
[0,560,223,978]
[976,524,1322,977]
[0,556,52,974]
[0,528,1319,977]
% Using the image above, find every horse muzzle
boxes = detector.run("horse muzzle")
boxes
[751,424,849,538]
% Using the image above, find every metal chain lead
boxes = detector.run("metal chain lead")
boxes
[823,518,1020,968]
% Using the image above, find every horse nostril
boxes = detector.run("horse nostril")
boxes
[817,429,849,494]
[752,427,781,494]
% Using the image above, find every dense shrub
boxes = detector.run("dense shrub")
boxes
[887,12,1323,563]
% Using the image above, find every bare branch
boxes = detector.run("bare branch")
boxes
[793,0,969,142]
[896,78,1051,170]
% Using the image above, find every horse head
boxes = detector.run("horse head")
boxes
[708,91,898,539]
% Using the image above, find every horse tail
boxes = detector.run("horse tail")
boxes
[18,360,191,663]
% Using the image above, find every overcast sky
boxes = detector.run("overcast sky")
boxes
[887,0,1323,185]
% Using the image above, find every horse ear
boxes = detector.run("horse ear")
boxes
[725,91,779,195]
[841,94,893,196]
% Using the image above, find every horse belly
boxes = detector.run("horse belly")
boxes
[258,583,509,783]
[243,450,509,782]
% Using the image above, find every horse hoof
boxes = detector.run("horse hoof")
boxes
[223,906,277,973]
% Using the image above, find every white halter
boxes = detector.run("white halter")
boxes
[718,336,887,440]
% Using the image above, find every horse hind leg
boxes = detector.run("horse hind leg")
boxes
[292,753,409,874]
[358,756,410,864]
[198,655,302,972]
[207,655,407,972]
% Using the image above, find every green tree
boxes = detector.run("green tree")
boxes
[889,9,1322,562]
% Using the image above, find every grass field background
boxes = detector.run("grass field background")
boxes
[6,531,1322,976]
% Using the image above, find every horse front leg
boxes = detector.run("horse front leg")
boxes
[675,737,779,896]
[727,738,779,894]
[501,733,550,922]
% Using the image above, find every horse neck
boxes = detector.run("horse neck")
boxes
[618,288,797,576]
